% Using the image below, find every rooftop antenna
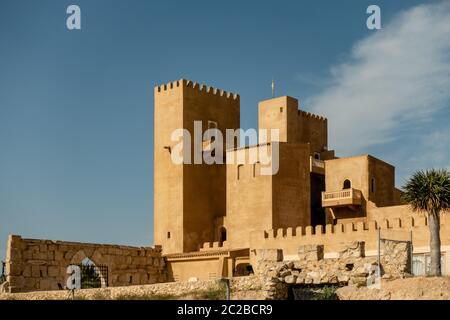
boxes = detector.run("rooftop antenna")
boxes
[271,78,275,98]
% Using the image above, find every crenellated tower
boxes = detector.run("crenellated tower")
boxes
[258,96,331,159]
[154,79,240,254]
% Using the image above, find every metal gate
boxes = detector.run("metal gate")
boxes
[412,254,446,276]
[78,264,108,289]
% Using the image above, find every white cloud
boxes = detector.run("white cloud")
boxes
[407,127,450,171]
[308,2,450,156]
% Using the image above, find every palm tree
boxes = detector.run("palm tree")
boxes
[402,169,450,276]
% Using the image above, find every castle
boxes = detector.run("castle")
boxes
[2,78,450,294]
[154,79,450,281]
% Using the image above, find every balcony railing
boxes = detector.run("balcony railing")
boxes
[321,188,362,208]
[310,157,325,175]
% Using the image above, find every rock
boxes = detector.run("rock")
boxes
[349,276,367,288]
[338,241,365,259]
[295,275,305,284]
[298,245,324,261]
[284,275,297,284]
[279,270,291,278]
[337,274,350,283]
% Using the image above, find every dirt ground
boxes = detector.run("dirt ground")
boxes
[336,276,450,300]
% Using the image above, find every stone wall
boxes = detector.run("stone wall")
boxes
[252,240,411,293]
[3,235,167,293]
[249,214,450,260]
[0,276,270,300]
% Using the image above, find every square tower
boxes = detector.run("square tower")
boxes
[154,79,240,254]
[258,96,330,158]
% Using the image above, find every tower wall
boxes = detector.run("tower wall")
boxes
[225,143,311,249]
[258,96,328,156]
[154,80,240,254]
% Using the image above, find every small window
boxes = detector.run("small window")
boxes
[343,179,351,189]
[371,178,376,193]
[238,165,244,180]
[253,162,261,177]
[167,232,171,239]
[280,107,283,113]
[314,152,320,160]
[220,227,227,242]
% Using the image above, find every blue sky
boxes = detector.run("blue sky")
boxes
[1,0,449,258]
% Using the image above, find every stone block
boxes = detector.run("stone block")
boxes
[338,241,365,259]
[48,266,59,277]
[6,262,22,276]
[39,279,57,291]
[284,275,297,284]
[28,245,40,252]
[24,277,37,289]
[9,276,24,288]
[31,265,41,278]
[32,252,47,260]
[54,251,64,261]
[298,245,324,261]
[22,265,32,277]
[39,266,48,277]
[253,249,283,262]
[348,276,367,287]
[23,250,33,260]
[47,251,54,260]
[64,250,75,260]
[7,248,22,262]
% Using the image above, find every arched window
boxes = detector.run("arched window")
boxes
[343,179,351,189]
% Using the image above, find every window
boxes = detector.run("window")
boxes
[371,178,376,193]
[220,227,227,242]
[237,165,244,180]
[167,232,171,239]
[343,179,351,189]
[280,107,283,113]
[253,162,261,177]
[314,152,321,160]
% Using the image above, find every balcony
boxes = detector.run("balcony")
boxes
[310,157,325,175]
[321,188,362,208]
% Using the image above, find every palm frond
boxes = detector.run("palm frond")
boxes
[402,169,450,214]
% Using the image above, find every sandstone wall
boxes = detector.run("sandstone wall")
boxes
[249,214,450,260]
[3,235,167,293]
[252,240,411,295]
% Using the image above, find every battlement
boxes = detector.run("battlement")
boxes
[298,110,327,122]
[200,240,227,251]
[260,216,430,240]
[154,79,240,100]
